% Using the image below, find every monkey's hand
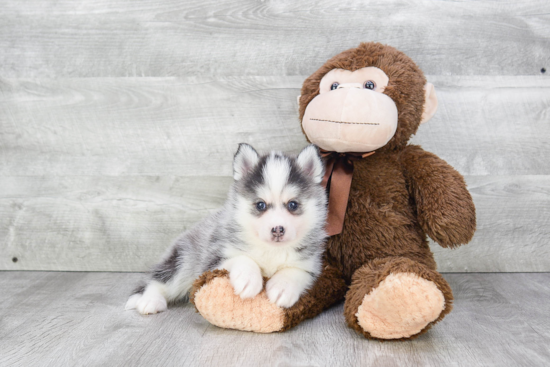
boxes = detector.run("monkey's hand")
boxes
[399,145,476,248]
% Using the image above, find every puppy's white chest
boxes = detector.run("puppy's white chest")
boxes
[247,246,299,278]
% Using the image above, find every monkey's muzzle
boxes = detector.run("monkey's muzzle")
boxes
[302,88,398,153]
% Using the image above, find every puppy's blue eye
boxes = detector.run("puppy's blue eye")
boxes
[330,82,339,90]
[256,201,267,211]
[287,201,299,212]
[364,81,375,90]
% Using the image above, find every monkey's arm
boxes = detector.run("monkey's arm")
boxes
[399,145,476,248]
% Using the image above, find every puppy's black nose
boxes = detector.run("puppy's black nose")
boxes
[271,226,285,237]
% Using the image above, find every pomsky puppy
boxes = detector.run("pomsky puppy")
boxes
[125,144,327,315]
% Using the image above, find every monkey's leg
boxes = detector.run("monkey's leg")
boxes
[191,259,347,333]
[344,257,453,340]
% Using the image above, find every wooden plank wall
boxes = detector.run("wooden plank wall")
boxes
[1,0,549,271]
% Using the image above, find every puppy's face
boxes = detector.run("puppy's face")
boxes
[233,144,325,247]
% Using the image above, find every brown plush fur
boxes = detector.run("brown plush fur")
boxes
[299,43,428,152]
[344,257,453,340]
[190,269,230,307]
[191,42,476,340]
[191,258,349,331]
[280,256,348,331]
[296,42,475,339]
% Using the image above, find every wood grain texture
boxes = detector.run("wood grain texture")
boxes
[411,75,550,176]
[1,272,549,366]
[2,75,549,176]
[1,0,549,272]
[0,0,549,78]
[0,76,307,176]
[1,175,549,272]
[1,75,549,271]
[431,175,550,272]
[0,176,232,271]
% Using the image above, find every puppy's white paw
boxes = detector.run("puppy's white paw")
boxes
[135,293,167,315]
[230,266,263,299]
[125,294,141,310]
[266,273,306,308]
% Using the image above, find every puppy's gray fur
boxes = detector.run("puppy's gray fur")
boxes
[125,144,327,314]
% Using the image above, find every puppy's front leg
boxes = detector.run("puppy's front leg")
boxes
[266,268,314,308]
[125,281,168,315]
[220,256,263,299]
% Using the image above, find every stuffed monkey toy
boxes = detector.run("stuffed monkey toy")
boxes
[190,42,476,340]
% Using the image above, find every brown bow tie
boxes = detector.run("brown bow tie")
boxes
[320,150,375,236]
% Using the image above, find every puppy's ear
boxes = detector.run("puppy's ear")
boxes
[297,145,324,184]
[233,143,260,181]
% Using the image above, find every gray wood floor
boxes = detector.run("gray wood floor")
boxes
[1,272,549,367]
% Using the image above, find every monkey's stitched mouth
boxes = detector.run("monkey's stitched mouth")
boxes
[311,118,380,126]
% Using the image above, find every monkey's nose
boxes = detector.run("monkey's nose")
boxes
[271,226,285,237]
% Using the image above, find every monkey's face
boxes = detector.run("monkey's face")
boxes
[302,67,398,153]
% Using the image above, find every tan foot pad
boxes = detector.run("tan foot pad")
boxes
[356,272,445,339]
[194,276,284,333]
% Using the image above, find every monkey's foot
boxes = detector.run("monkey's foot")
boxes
[191,270,285,333]
[355,272,445,339]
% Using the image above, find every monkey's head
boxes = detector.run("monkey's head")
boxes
[299,42,438,153]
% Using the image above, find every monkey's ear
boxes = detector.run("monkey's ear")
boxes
[420,83,438,124]
[297,95,301,105]
[233,143,260,181]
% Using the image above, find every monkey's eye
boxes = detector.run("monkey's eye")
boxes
[287,201,299,212]
[364,81,376,90]
[256,201,267,211]
[330,82,339,90]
